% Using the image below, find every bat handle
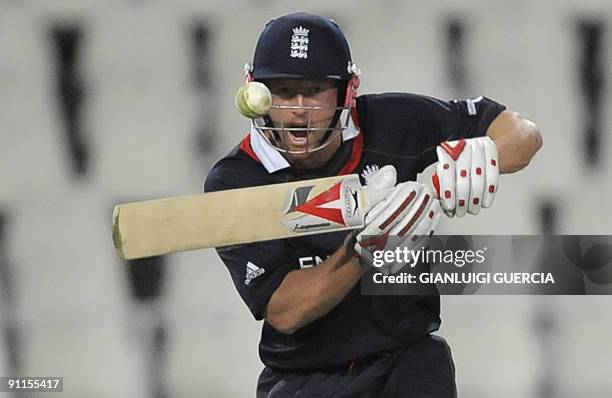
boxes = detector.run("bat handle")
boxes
[362,186,393,212]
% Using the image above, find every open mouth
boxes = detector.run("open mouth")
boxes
[285,127,310,146]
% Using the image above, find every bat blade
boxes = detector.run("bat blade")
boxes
[113,174,368,260]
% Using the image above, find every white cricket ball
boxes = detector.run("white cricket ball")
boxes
[235,81,272,118]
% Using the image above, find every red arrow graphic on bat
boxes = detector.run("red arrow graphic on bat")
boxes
[294,182,346,225]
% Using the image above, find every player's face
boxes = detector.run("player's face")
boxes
[265,79,341,163]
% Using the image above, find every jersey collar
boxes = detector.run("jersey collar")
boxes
[249,116,360,173]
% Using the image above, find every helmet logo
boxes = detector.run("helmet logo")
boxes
[290,26,309,59]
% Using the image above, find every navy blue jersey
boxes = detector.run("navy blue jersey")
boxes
[204,92,505,371]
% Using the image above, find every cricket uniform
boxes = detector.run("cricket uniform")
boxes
[205,93,505,397]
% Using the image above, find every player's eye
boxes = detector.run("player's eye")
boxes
[306,86,324,96]
[272,86,295,99]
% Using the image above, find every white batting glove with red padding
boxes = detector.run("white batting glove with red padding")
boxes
[432,136,499,218]
[348,178,441,272]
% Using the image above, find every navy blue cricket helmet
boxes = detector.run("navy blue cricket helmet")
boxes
[249,12,354,82]
[245,12,361,154]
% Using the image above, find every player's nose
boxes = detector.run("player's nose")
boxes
[293,94,306,107]
[290,94,308,116]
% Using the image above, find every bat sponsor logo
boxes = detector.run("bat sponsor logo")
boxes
[286,185,315,213]
[282,176,364,234]
[293,222,332,232]
[345,188,360,218]
[285,182,346,225]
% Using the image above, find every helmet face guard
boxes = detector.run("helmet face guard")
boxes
[252,104,352,154]
[245,12,360,154]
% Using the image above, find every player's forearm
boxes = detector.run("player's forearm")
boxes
[486,110,542,173]
[265,247,365,334]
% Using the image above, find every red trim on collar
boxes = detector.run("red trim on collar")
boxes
[239,133,261,163]
[338,132,364,175]
[351,107,360,128]
[238,126,364,176]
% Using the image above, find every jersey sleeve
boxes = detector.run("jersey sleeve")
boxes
[414,95,506,172]
[214,241,299,320]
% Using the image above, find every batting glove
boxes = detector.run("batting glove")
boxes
[432,136,499,218]
[345,167,442,273]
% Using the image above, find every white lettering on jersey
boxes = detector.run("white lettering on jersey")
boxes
[299,256,326,269]
[245,261,265,285]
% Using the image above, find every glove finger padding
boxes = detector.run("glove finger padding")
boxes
[382,191,442,274]
[453,141,472,218]
[468,139,486,215]
[355,184,442,272]
[482,138,499,208]
[435,145,456,215]
[387,186,438,240]
[433,136,499,218]
[360,182,423,238]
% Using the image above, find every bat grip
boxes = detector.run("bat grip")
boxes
[362,186,393,212]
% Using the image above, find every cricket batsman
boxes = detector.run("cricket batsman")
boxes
[205,12,542,397]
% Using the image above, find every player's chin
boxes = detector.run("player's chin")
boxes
[282,134,324,153]
[283,147,315,158]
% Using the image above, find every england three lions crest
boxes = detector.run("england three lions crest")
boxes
[290,26,309,59]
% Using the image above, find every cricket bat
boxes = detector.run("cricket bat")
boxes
[112,174,388,260]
